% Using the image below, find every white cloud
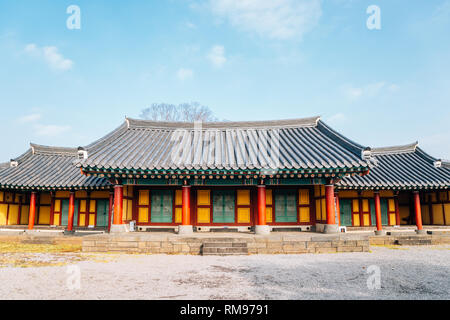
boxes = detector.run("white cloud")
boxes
[327,113,347,125]
[341,82,399,101]
[186,22,197,29]
[25,44,73,71]
[34,124,71,137]
[209,0,322,40]
[207,45,227,67]
[17,113,42,124]
[177,68,194,80]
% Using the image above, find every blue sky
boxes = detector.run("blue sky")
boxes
[0,0,449,161]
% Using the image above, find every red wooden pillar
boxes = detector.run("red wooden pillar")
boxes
[67,192,75,231]
[182,186,191,226]
[325,185,336,225]
[28,192,37,230]
[108,192,114,232]
[414,191,424,232]
[113,185,123,225]
[257,185,266,226]
[334,192,341,226]
[374,192,383,232]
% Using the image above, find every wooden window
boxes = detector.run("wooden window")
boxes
[298,189,311,223]
[151,190,173,223]
[174,190,183,224]
[387,198,397,226]
[314,185,326,222]
[361,199,371,226]
[213,190,235,223]
[138,190,150,223]
[352,199,360,226]
[197,190,211,223]
[78,199,88,226]
[237,190,251,223]
[274,189,297,223]
[266,189,273,223]
[53,199,62,226]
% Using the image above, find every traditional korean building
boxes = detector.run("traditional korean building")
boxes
[0,117,449,234]
[75,117,373,234]
[0,144,112,230]
[336,142,450,233]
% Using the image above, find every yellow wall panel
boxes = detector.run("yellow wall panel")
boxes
[20,205,29,225]
[175,190,182,206]
[53,213,60,226]
[88,214,96,226]
[237,208,250,223]
[89,200,96,213]
[363,213,370,226]
[54,200,61,212]
[299,207,310,223]
[389,213,396,226]
[266,189,272,205]
[299,189,310,205]
[439,191,448,201]
[237,190,250,206]
[80,200,87,212]
[421,205,430,225]
[197,190,211,206]
[127,199,133,220]
[321,198,326,221]
[266,207,273,223]
[7,205,19,225]
[5,193,13,202]
[432,204,444,225]
[362,199,369,212]
[352,199,360,212]
[315,199,321,220]
[388,199,396,212]
[38,206,51,225]
[353,213,360,226]
[444,204,450,226]
[14,194,21,204]
[197,207,210,223]
[430,193,437,202]
[175,208,182,223]
[79,214,86,226]
[0,204,7,225]
[0,191,4,202]
[139,190,149,206]
[138,207,149,223]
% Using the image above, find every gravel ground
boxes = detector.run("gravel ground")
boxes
[0,245,449,300]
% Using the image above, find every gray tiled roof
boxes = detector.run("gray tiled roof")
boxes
[77,117,371,173]
[0,144,111,190]
[337,143,450,190]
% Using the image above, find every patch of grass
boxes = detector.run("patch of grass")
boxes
[0,241,82,253]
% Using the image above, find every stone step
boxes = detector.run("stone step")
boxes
[202,245,248,255]
[203,242,247,248]
[396,239,432,245]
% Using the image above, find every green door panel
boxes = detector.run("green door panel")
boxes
[339,199,352,226]
[380,198,388,226]
[61,199,70,226]
[151,190,173,223]
[370,199,376,226]
[74,200,79,227]
[274,190,297,223]
[213,190,235,223]
[96,199,109,227]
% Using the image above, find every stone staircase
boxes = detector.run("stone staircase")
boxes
[201,239,249,256]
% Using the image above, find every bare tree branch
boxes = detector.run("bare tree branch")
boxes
[140,102,218,122]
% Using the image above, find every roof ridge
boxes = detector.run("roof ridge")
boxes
[372,142,418,155]
[30,143,78,156]
[126,116,321,130]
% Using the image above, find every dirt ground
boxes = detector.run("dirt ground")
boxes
[0,243,449,300]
